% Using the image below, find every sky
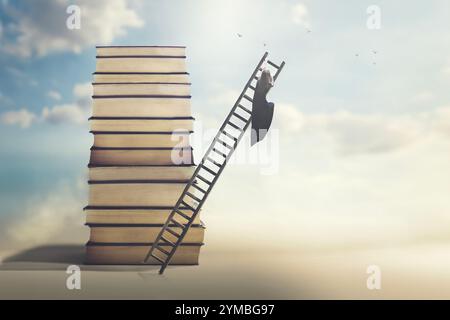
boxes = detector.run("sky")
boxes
[0,0,450,258]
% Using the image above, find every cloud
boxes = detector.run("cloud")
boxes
[316,111,423,155]
[0,81,91,127]
[410,91,435,104]
[0,109,36,128]
[47,90,62,101]
[275,104,428,155]
[40,81,91,125]
[6,179,86,246]
[432,106,450,136]
[208,89,240,106]
[276,103,305,132]
[42,103,87,125]
[73,82,92,110]
[291,3,310,28]
[1,0,144,57]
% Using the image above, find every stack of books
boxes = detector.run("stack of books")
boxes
[85,46,205,265]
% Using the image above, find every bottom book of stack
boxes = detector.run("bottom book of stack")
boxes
[86,242,203,265]
[85,221,205,265]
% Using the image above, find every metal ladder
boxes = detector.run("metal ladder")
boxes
[143,52,285,274]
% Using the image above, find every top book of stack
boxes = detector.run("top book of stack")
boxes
[93,46,189,83]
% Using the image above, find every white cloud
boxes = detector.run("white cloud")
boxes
[276,103,305,132]
[47,90,62,101]
[208,88,240,107]
[0,82,91,127]
[291,3,310,28]
[275,104,430,155]
[40,82,91,125]
[42,103,87,125]
[315,111,423,155]
[410,91,435,104]
[0,109,36,128]
[432,106,450,136]
[73,82,92,110]
[2,0,144,57]
[74,82,92,99]
[6,180,86,245]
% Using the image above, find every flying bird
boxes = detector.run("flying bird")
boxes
[251,69,275,146]
[237,33,243,38]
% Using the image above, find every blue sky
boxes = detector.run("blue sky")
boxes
[1,0,450,252]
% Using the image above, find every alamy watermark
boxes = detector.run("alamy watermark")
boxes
[66,5,81,30]
[66,265,81,290]
[366,5,381,30]
[366,265,381,290]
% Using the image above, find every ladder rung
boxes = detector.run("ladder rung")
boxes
[192,183,207,193]
[212,148,227,158]
[248,85,256,91]
[267,60,280,69]
[227,121,242,131]
[170,218,185,229]
[232,112,248,123]
[201,164,217,176]
[254,75,259,80]
[238,104,251,115]
[155,246,171,256]
[165,227,181,238]
[150,253,165,264]
[196,174,212,185]
[215,138,232,150]
[206,157,222,168]
[185,192,202,203]
[221,130,237,142]
[243,95,253,103]
[180,200,196,211]
[175,209,192,221]
[160,236,176,246]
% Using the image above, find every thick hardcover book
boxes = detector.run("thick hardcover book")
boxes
[85,242,203,265]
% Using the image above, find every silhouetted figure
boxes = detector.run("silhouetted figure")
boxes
[251,69,274,146]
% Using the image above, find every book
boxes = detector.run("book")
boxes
[93,83,190,96]
[84,206,200,224]
[89,147,194,166]
[96,45,186,57]
[87,223,205,243]
[88,180,198,207]
[89,117,194,132]
[92,97,191,117]
[96,57,187,73]
[88,165,195,181]
[85,242,203,265]
[93,72,190,83]
[91,131,192,148]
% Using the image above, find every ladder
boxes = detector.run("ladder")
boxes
[143,52,285,274]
